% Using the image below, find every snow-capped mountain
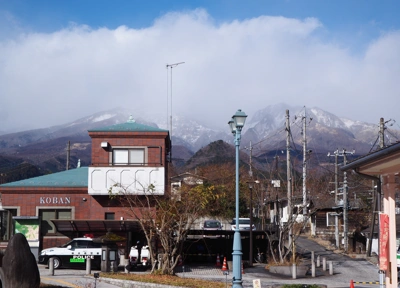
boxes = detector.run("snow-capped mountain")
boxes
[0,104,398,173]
[241,104,394,156]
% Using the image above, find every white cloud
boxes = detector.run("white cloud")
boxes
[0,9,399,133]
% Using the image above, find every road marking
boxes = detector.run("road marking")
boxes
[41,277,81,288]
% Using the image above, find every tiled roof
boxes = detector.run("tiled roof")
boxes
[88,115,168,133]
[0,167,88,188]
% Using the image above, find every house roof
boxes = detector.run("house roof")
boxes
[88,115,169,133]
[310,196,365,210]
[341,141,400,175]
[170,172,207,181]
[0,167,88,188]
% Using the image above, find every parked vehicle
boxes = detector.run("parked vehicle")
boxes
[201,219,223,238]
[128,243,151,270]
[397,245,400,272]
[231,218,256,231]
[38,237,102,269]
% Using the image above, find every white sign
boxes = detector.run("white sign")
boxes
[253,279,261,288]
[271,180,280,187]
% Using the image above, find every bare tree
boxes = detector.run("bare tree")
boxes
[109,181,216,275]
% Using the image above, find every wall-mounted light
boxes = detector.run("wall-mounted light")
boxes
[82,198,87,202]
[101,141,109,149]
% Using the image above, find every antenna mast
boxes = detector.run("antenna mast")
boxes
[166,62,185,139]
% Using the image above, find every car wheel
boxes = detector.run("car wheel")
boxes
[52,257,61,269]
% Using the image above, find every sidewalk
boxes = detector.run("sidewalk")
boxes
[39,265,120,288]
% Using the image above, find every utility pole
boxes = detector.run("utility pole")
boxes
[338,149,355,253]
[328,150,340,248]
[66,141,70,171]
[379,117,385,148]
[302,108,312,216]
[302,110,307,216]
[248,141,254,267]
[286,109,292,247]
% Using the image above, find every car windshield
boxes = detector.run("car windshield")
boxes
[205,221,221,228]
[233,219,251,225]
[61,240,75,248]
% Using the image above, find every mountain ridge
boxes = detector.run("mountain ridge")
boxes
[0,104,398,177]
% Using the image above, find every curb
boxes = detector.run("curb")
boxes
[100,277,187,288]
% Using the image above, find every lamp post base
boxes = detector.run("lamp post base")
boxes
[232,230,243,288]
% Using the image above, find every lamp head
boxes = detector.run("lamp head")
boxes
[228,119,236,134]
[232,109,247,129]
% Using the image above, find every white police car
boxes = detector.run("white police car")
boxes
[38,237,102,269]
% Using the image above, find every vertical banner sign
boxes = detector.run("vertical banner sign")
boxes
[379,213,389,271]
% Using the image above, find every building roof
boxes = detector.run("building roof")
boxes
[88,115,169,133]
[341,141,400,175]
[0,167,88,188]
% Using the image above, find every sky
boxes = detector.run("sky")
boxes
[0,0,399,133]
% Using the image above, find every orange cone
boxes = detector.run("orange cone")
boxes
[350,279,354,288]
[221,257,228,271]
[215,254,221,267]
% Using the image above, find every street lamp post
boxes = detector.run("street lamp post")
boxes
[228,109,247,288]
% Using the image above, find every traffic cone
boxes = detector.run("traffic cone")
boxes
[349,279,354,288]
[215,254,221,267]
[221,257,228,271]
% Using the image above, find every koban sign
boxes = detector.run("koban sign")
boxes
[39,197,71,204]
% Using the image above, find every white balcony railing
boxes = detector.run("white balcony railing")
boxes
[88,166,165,195]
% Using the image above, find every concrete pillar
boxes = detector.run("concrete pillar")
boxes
[292,264,297,279]
[316,255,320,267]
[329,261,333,275]
[124,259,130,273]
[86,257,91,275]
[311,261,316,277]
[311,251,314,263]
[322,257,326,271]
[49,257,54,276]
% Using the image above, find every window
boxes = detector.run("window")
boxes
[113,148,145,165]
[0,209,17,240]
[105,212,115,220]
[326,212,336,227]
[39,209,71,235]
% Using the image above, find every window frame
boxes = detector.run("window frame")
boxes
[326,212,336,227]
[37,206,74,235]
[111,146,147,166]
[0,207,19,241]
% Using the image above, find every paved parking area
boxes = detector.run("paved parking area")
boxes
[39,236,385,288]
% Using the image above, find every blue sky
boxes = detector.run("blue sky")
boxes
[0,0,399,132]
[3,0,398,39]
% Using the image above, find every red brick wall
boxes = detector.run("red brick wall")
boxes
[89,132,169,166]
[2,189,137,220]
[43,236,71,250]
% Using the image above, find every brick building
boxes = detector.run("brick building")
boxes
[0,116,171,259]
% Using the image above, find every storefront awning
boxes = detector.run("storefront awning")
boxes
[51,219,142,234]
